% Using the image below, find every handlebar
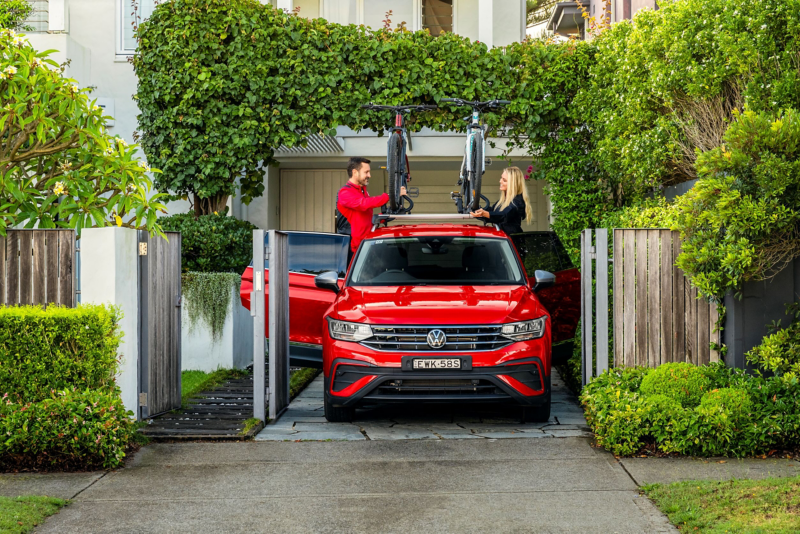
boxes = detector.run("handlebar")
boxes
[440,98,511,110]
[361,104,439,112]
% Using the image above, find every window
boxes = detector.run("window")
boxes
[119,0,155,54]
[421,0,453,36]
[349,236,525,286]
[261,233,350,278]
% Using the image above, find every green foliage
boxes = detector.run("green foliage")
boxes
[0,30,166,235]
[0,305,122,403]
[645,476,800,533]
[639,362,712,408]
[181,368,249,406]
[581,363,800,457]
[746,302,800,378]
[673,109,800,298]
[600,197,676,230]
[159,213,257,274]
[290,368,320,399]
[182,272,241,341]
[0,0,33,31]
[0,495,66,534]
[1,388,134,470]
[133,0,592,214]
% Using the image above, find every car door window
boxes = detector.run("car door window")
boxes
[510,233,563,274]
[287,233,349,278]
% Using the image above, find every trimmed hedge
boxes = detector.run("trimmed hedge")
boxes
[0,305,134,470]
[0,305,122,403]
[581,364,800,457]
[0,389,134,470]
[158,213,257,274]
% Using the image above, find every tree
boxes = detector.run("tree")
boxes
[0,29,166,235]
[0,0,33,31]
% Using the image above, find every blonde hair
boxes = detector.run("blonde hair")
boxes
[497,166,533,223]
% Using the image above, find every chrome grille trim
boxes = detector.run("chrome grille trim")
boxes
[360,325,512,352]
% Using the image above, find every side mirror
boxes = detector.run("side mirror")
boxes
[314,271,340,294]
[533,270,555,292]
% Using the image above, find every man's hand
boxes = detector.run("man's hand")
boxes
[400,186,408,197]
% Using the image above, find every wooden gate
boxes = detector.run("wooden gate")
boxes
[138,231,182,419]
[0,229,76,307]
[582,229,720,384]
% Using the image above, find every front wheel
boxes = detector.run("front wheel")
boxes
[521,398,551,423]
[387,132,404,213]
[468,134,483,212]
[324,395,355,422]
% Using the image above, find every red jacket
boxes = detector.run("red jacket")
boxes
[337,181,388,252]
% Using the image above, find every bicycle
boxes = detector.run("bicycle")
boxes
[441,98,510,214]
[361,104,438,214]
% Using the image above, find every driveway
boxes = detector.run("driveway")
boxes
[256,369,592,441]
[27,369,676,533]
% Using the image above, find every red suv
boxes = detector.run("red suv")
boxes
[240,224,579,423]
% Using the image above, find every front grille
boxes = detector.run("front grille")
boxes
[360,325,511,352]
[368,378,506,397]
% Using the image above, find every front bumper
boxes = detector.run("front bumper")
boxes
[325,356,550,408]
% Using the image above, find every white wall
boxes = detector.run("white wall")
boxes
[182,288,254,372]
[79,228,140,416]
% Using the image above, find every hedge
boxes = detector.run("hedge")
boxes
[0,305,134,470]
[581,363,800,457]
[0,305,122,403]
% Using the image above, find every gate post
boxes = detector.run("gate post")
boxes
[595,229,609,378]
[268,230,290,420]
[252,230,266,421]
[581,230,593,386]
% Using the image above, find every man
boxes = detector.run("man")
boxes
[337,157,405,263]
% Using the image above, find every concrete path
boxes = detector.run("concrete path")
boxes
[256,369,592,441]
[29,439,675,533]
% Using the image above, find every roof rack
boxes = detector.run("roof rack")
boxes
[372,213,500,231]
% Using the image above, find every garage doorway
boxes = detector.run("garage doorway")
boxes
[280,169,349,232]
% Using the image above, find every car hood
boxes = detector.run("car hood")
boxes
[335,285,547,325]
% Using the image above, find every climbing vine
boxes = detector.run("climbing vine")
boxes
[182,272,240,342]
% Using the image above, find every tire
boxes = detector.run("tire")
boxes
[387,132,404,213]
[324,395,355,422]
[468,133,483,211]
[521,398,551,423]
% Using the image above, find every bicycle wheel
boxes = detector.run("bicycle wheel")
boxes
[468,133,483,211]
[387,132,404,212]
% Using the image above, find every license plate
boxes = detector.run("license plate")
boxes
[412,358,461,370]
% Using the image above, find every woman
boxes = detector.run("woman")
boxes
[470,166,533,235]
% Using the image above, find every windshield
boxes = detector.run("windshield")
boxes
[349,236,525,286]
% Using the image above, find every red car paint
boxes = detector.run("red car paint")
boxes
[240,225,580,409]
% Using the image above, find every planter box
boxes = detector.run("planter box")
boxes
[182,287,253,372]
[723,257,800,370]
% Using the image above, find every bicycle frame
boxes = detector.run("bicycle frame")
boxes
[387,112,413,213]
[464,110,485,176]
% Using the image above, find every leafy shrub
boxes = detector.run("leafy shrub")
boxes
[746,302,800,378]
[582,363,800,457]
[0,305,122,403]
[640,362,712,407]
[182,272,241,341]
[159,213,257,274]
[0,388,134,470]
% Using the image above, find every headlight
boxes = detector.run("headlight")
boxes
[501,317,547,341]
[328,318,373,342]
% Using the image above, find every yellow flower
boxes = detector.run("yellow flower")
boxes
[53,181,66,195]
[115,215,123,227]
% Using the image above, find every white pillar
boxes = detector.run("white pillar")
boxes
[80,228,140,417]
[49,0,66,32]
[277,0,293,12]
[478,0,493,46]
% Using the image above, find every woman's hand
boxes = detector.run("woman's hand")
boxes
[470,209,489,218]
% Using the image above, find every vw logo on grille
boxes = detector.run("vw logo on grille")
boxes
[426,329,447,349]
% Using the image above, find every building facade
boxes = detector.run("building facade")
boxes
[25,0,549,232]
[546,0,659,39]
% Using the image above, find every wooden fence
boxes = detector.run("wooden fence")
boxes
[581,229,719,384]
[0,229,76,307]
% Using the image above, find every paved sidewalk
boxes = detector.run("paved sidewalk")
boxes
[256,369,591,441]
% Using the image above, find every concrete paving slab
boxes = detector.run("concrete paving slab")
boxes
[0,472,104,500]
[129,437,607,468]
[544,429,593,438]
[475,431,551,439]
[361,427,439,440]
[39,490,675,533]
[620,457,800,485]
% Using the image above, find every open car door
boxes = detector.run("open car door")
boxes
[510,232,580,365]
[241,232,350,369]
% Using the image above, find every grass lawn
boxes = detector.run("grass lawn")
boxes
[0,496,66,533]
[290,368,320,399]
[644,475,800,532]
[181,368,249,407]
